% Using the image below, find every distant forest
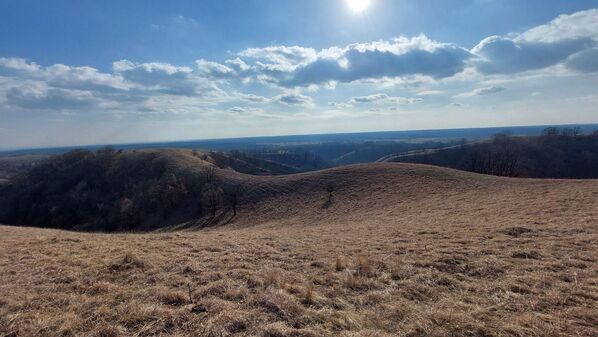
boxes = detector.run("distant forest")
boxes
[0,149,248,231]
[391,127,598,178]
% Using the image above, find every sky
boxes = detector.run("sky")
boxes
[0,0,597,149]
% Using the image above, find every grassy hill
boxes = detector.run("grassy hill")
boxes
[3,147,598,232]
[0,148,597,336]
[0,148,304,231]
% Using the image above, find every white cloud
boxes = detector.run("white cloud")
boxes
[350,93,423,104]
[196,59,235,78]
[416,90,443,96]
[113,60,206,96]
[456,86,506,98]
[518,9,598,43]
[0,58,133,111]
[328,101,352,109]
[225,58,251,72]
[350,93,389,103]
[282,35,473,87]
[274,93,313,106]
[471,9,598,75]
[199,35,472,88]
[139,95,220,115]
[1,57,128,92]
[236,93,270,103]
[0,57,230,113]
[240,46,318,70]
[1,9,596,120]
[6,82,99,110]
[192,11,598,89]
[0,57,41,73]
[471,36,594,75]
[229,106,263,114]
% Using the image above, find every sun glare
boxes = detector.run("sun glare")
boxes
[346,0,371,13]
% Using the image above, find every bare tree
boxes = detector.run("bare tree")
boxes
[542,127,560,137]
[204,166,216,183]
[561,127,582,137]
[225,186,242,217]
[325,183,335,203]
[468,135,520,177]
[202,184,222,218]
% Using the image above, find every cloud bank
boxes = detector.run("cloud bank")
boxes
[0,9,597,116]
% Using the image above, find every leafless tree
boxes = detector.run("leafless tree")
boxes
[561,127,582,137]
[202,184,222,218]
[225,186,242,217]
[468,134,521,177]
[204,166,216,183]
[325,183,335,203]
[542,127,559,137]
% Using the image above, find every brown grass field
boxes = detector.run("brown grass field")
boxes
[1,162,597,336]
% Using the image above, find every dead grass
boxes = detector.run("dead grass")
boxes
[1,163,597,336]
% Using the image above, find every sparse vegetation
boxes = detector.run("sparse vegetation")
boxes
[325,183,335,203]
[1,160,597,336]
[2,208,595,337]
[335,255,347,271]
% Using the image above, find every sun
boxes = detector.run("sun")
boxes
[346,0,371,13]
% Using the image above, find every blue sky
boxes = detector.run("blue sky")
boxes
[1,0,597,149]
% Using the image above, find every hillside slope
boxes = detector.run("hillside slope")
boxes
[1,149,597,336]
[1,148,598,233]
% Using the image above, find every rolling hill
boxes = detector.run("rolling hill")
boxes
[2,148,597,232]
[0,148,597,336]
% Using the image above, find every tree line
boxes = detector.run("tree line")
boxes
[394,128,598,178]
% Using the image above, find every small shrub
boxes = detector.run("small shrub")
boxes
[343,272,366,290]
[355,255,374,277]
[302,283,315,306]
[262,269,281,288]
[156,287,187,306]
[108,252,145,271]
[335,255,346,271]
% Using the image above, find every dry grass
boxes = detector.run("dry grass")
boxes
[1,163,597,336]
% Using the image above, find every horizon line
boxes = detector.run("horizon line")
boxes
[2,121,598,153]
